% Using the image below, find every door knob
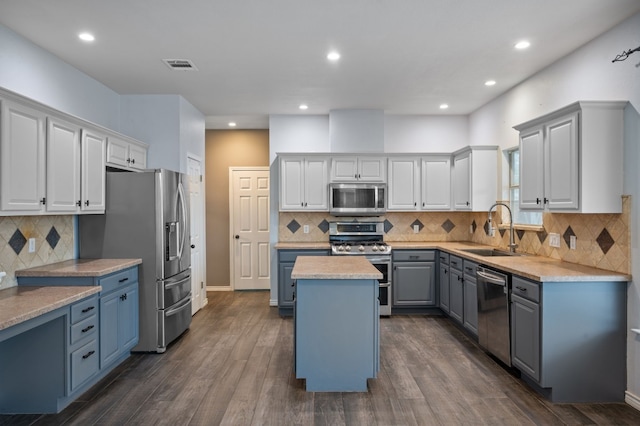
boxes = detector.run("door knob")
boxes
[235,235,240,239]
[191,244,195,248]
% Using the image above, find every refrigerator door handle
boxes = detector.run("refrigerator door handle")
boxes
[177,181,188,261]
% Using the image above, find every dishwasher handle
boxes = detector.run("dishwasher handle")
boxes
[477,270,507,286]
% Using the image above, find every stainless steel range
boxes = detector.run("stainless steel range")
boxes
[329,221,391,315]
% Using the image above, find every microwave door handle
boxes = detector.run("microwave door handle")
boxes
[374,186,379,211]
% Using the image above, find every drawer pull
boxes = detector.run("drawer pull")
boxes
[409,255,419,260]
[82,350,95,359]
[118,277,129,283]
[515,286,528,292]
[82,325,95,333]
[81,306,95,313]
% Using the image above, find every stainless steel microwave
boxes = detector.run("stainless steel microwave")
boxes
[329,183,386,216]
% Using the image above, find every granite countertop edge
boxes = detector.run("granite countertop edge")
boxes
[15,258,143,278]
[291,256,383,280]
[276,241,630,283]
[0,286,101,331]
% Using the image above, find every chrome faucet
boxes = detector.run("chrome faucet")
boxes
[488,202,518,253]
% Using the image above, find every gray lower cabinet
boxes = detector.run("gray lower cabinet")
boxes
[392,250,436,310]
[438,252,450,313]
[510,275,626,402]
[448,255,464,323]
[278,249,330,316]
[462,259,478,336]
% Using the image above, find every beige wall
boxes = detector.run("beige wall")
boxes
[205,130,269,286]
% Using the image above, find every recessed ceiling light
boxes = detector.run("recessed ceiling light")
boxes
[228,122,237,127]
[515,40,530,50]
[485,80,496,86]
[439,104,449,110]
[78,32,95,42]
[299,104,308,110]
[327,51,341,61]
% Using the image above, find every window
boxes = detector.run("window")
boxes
[508,149,542,226]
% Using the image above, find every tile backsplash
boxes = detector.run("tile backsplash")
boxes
[278,195,631,274]
[0,216,74,288]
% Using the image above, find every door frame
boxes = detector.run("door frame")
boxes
[187,153,208,311]
[229,166,270,291]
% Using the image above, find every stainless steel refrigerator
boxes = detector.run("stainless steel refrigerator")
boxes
[79,169,192,353]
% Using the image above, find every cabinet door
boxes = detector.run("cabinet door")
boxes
[278,262,295,307]
[0,100,46,211]
[330,157,359,182]
[511,293,540,381]
[358,157,386,182]
[99,291,120,368]
[81,129,106,212]
[105,137,130,168]
[421,155,451,210]
[545,112,579,210]
[452,151,471,210]
[449,269,464,323]
[439,264,450,313]
[519,127,544,210]
[304,157,329,210]
[128,143,147,170]
[119,285,139,351]
[463,275,478,335]
[280,157,305,210]
[46,117,81,212]
[392,262,435,307]
[387,158,419,210]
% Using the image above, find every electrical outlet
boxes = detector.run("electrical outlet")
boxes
[28,238,35,253]
[549,233,561,248]
[413,224,419,234]
[570,235,577,250]
[303,225,309,234]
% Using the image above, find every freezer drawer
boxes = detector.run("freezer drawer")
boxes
[158,294,192,351]
[158,269,191,309]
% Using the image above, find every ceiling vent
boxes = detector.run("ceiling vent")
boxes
[162,59,198,71]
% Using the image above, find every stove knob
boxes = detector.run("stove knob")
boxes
[372,245,379,252]
[337,245,344,252]
[345,245,351,252]
[358,245,365,252]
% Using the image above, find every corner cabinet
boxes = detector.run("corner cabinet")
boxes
[277,249,330,315]
[514,101,626,213]
[106,136,148,171]
[452,146,497,211]
[279,156,329,211]
[438,252,450,313]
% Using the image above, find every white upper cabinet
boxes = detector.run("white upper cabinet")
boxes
[452,147,498,212]
[421,155,451,210]
[330,156,386,182]
[0,99,46,212]
[80,129,106,212]
[387,158,420,210]
[515,101,626,213]
[280,156,329,211]
[106,136,148,171]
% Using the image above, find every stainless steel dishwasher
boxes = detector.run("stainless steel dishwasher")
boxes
[476,265,511,366]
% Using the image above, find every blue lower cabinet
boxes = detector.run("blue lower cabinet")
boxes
[100,282,139,368]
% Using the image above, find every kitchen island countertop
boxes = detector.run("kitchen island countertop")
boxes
[15,258,142,278]
[291,256,383,280]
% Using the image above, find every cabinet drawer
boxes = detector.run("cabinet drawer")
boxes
[70,295,98,324]
[438,251,449,265]
[70,338,99,391]
[512,276,540,303]
[449,255,463,271]
[99,267,137,294]
[70,314,98,346]
[393,250,435,262]
[463,259,478,277]
[279,250,330,262]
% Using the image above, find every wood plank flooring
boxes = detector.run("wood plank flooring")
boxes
[2,290,640,425]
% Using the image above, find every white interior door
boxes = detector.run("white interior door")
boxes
[230,168,270,290]
[188,156,207,314]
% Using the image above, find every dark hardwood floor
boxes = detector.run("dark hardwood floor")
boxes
[2,291,640,425]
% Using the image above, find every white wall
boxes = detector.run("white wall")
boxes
[179,97,206,173]
[330,109,384,152]
[384,115,469,152]
[468,12,640,404]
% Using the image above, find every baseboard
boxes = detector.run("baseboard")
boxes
[270,298,277,307]
[625,391,640,411]
[207,286,232,291]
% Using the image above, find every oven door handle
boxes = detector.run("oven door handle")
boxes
[366,257,391,263]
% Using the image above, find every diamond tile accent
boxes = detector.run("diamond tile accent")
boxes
[596,228,615,255]
[411,219,424,232]
[317,219,329,234]
[516,229,525,241]
[287,219,301,234]
[563,226,576,247]
[46,226,61,249]
[483,220,490,235]
[383,219,394,233]
[471,220,477,233]
[441,219,455,233]
[537,229,548,244]
[9,229,26,255]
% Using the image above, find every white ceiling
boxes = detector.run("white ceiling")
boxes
[1,0,639,129]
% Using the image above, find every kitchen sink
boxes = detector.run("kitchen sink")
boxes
[460,248,526,257]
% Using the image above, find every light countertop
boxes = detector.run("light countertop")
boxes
[277,241,630,283]
[292,256,383,280]
[15,258,142,278]
[0,286,101,331]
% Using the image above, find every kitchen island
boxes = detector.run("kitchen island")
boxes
[292,256,382,392]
